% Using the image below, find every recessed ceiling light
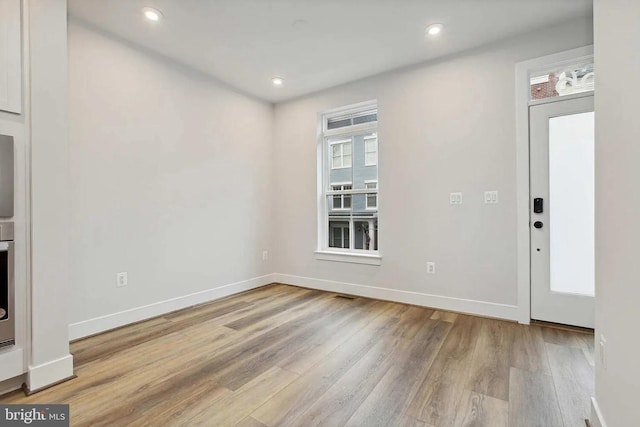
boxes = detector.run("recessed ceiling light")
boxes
[272,77,284,86]
[426,23,444,36]
[142,7,163,22]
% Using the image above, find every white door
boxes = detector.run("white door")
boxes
[530,96,594,328]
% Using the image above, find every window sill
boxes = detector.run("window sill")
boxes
[314,250,382,266]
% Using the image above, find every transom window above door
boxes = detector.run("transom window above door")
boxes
[529,58,594,101]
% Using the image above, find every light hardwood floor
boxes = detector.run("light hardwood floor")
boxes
[0,284,594,426]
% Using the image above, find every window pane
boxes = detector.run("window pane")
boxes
[354,221,366,250]
[329,220,349,248]
[365,152,376,165]
[367,194,377,208]
[329,221,349,248]
[549,112,595,296]
[344,195,351,209]
[327,117,352,130]
[350,134,377,190]
[530,61,594,101]
[333,195,341,209]
[331,144,342,168]
[343,142,352,155]
[365,139,377,153]
[354,220,376,250]
[343,154,352,168]
[352,112,377,125]
[372,219,378,250]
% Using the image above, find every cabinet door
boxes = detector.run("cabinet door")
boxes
[0,0,22,114]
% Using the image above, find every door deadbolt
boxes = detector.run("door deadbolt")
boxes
[533,221,543,229]
[533,198,544,214]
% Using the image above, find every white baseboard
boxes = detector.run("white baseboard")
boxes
[27,354,74,392]
[68,274,276,341]
[273,273,519,321]
[69,272,519,341]
[590,397,608,427]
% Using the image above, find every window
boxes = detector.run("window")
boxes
[331,140,352,169]
[332,183,352,210]
[327,109,377,130]
[319,101,379,256]
[365,181,377,209]
[364,135,378,166]
[530,59,594,101]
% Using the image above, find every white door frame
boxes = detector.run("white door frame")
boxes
[515,45,593,324]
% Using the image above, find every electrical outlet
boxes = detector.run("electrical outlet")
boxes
[262,250,269,261]
[116,272,128,288]
[599,334,607,369]
[484,190,499,204]
[450,192,463,205]
[426,262,436,274]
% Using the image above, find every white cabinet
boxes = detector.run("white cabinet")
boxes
[0,0,21,114]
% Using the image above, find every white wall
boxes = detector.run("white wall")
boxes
[593,1,640,426]
[67,21,273,333]
[273,17,593,318]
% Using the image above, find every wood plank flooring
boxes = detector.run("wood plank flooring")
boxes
[0,284,594,426]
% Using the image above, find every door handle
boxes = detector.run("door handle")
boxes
[533,221,543,229]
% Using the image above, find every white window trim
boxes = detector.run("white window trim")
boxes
[317,100,380,264]
[314,250,381,266]
[329,139,353,170]
[364,136,378,166]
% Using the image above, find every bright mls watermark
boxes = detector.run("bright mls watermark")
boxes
[0,405,69,426]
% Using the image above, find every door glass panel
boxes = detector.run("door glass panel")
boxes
[548,111,595,296]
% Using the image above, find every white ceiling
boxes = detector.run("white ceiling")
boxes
[68,0,592,103]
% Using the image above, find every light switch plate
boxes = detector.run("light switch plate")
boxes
[116,272,128,288]
[450,192,463,205]
[484,191,499,204]
[426,262,436,274]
